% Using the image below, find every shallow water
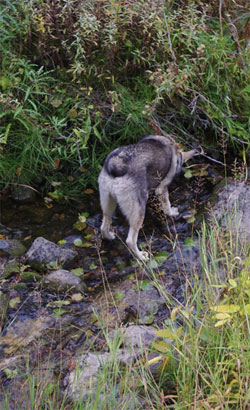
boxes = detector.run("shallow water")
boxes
[0,162,221,403]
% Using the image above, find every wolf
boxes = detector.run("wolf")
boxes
[98,135,201,261]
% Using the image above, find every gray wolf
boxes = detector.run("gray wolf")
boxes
[98,135,201,261]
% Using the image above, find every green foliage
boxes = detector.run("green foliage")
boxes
[211,255,250,327]
[0,0,249,196]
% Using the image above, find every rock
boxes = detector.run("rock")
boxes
[20,271,43,283]
[211,181,250,242]
[0,315,54,352]
[2,260,20,278]
[93,278,166,327]
[66,352,109,401]
[66,349,140,402]
[44,269,85,292]
[116,325,158,350]
[123,287,165,325]
[66,325,161,402]
[10,186,37,202]
[25,237,78,270]
[0,239,26,257]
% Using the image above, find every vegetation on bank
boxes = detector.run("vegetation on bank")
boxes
[0,0,249,198]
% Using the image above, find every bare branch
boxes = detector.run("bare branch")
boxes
[220,0,246,70]
[162,9,177,67]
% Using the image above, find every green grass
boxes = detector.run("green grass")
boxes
[148,218,250,408]
[68,216,249,409]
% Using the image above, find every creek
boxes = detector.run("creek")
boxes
[0,161,222,406]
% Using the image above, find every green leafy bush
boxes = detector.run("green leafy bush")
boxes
[0,0,249,196]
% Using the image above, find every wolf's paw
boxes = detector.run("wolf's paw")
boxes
[136,250,149,262]
[102,230,115,240]
[168,207,179,217]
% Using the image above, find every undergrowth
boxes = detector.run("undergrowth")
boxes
[75,218,250,409]
[0,0,249,198]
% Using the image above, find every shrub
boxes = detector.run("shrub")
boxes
[0,0,249,195]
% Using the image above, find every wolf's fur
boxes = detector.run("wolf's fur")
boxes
[98,135,200,260]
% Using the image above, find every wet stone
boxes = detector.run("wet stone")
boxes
[10,186,37,203]
[25,237,78,270]
[211,181,250,243]
[124,284,165,317]
[44,269,85,292]
[66,349,140,402]
[0,239,26,257]
[94,278,167,326]
[114,325,158,350]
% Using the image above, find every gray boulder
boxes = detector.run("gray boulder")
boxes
[211,181,250,242]
[66,349,140,402]
[123,287,165,325]
[65,325,162,403]
[116,325,158,349]
[44,269,84,292]
[25,237,77,270]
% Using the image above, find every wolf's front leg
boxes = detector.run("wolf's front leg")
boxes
[156,188,179,217]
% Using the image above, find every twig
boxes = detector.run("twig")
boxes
[153,115,200,145]
[183,93,249,146]
[1,183,41,194]
[219,0,223,36]
[162,9,177,66]
[200,153,226,167]
[220,0,246,70]
[150,116,227,167]
[186,88,228,118]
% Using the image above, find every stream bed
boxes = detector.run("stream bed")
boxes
[0,162,222,407]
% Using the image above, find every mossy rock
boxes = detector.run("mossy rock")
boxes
[9,283,28,291]
[2,260,20,278]
[20,271,43,283]
[0,239,26,257]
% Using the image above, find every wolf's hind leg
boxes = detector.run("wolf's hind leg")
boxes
[123,201,148,261]
[126,224,148,261]
[100,190,117,240]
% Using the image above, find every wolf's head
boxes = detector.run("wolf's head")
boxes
[181,146,204,163]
